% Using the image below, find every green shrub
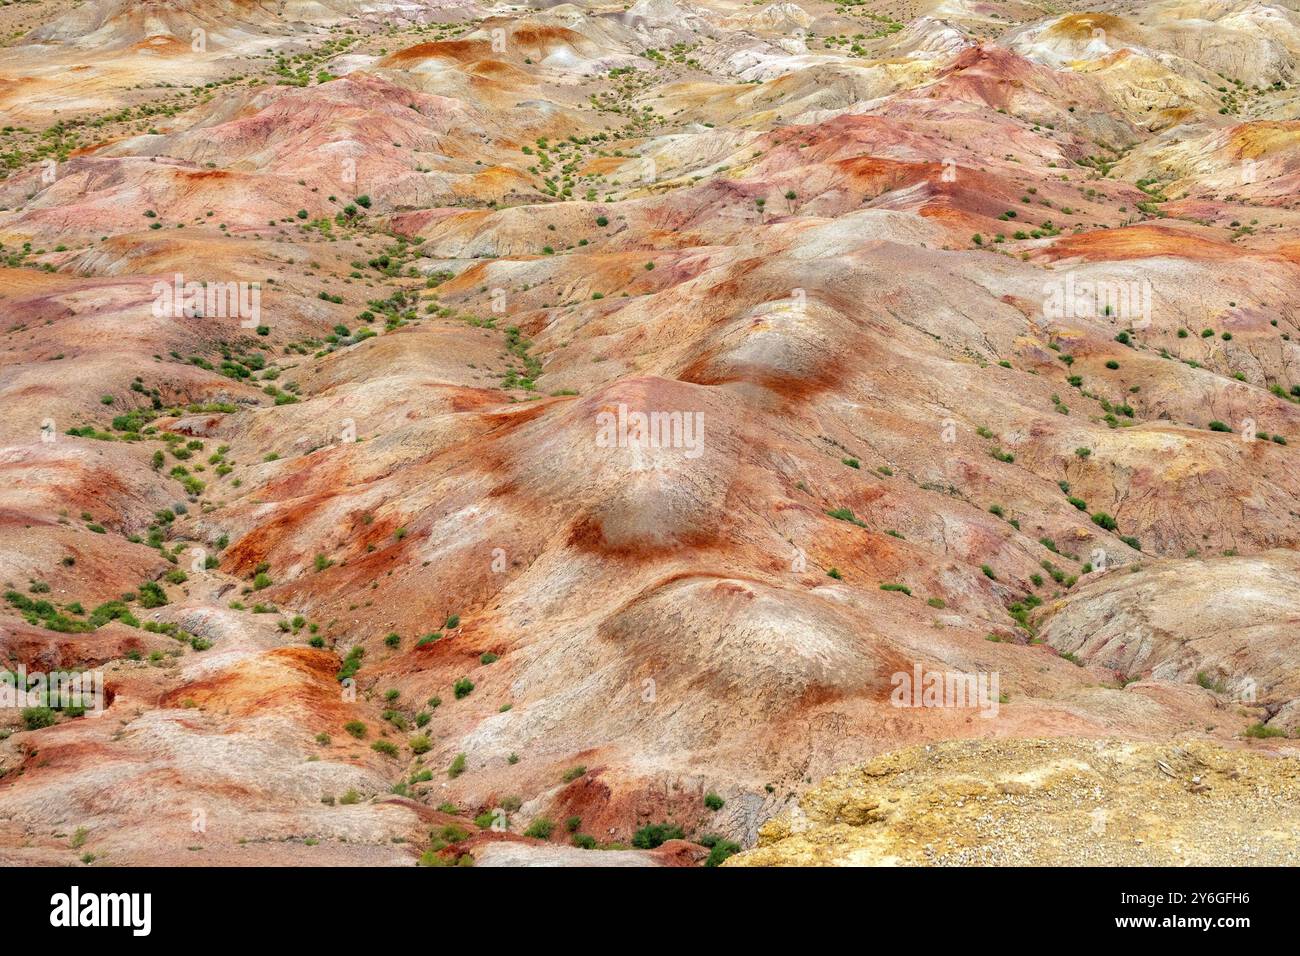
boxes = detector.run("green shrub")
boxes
[1244,723,1286,739]
[523,817,555,840]
[337,646,364,681]
[1196,671,1227,693]
[1091,512,1118,531]
[699,834,741,867]
[825,507,864,526]
[344,720,367,739]
[438,824,468,843]
[562,765,586,783]
[632,823,684,849]
[448,752,467,778]
[704,792,724,811]
[137,581,168,608]
[21,706,56,730]
[453,677,474,699]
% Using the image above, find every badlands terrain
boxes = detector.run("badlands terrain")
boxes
[0,0,1298,866]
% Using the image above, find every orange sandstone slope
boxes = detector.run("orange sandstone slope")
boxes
[1,0,1299,867]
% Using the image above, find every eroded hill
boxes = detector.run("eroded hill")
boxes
[1,0,1299,866]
